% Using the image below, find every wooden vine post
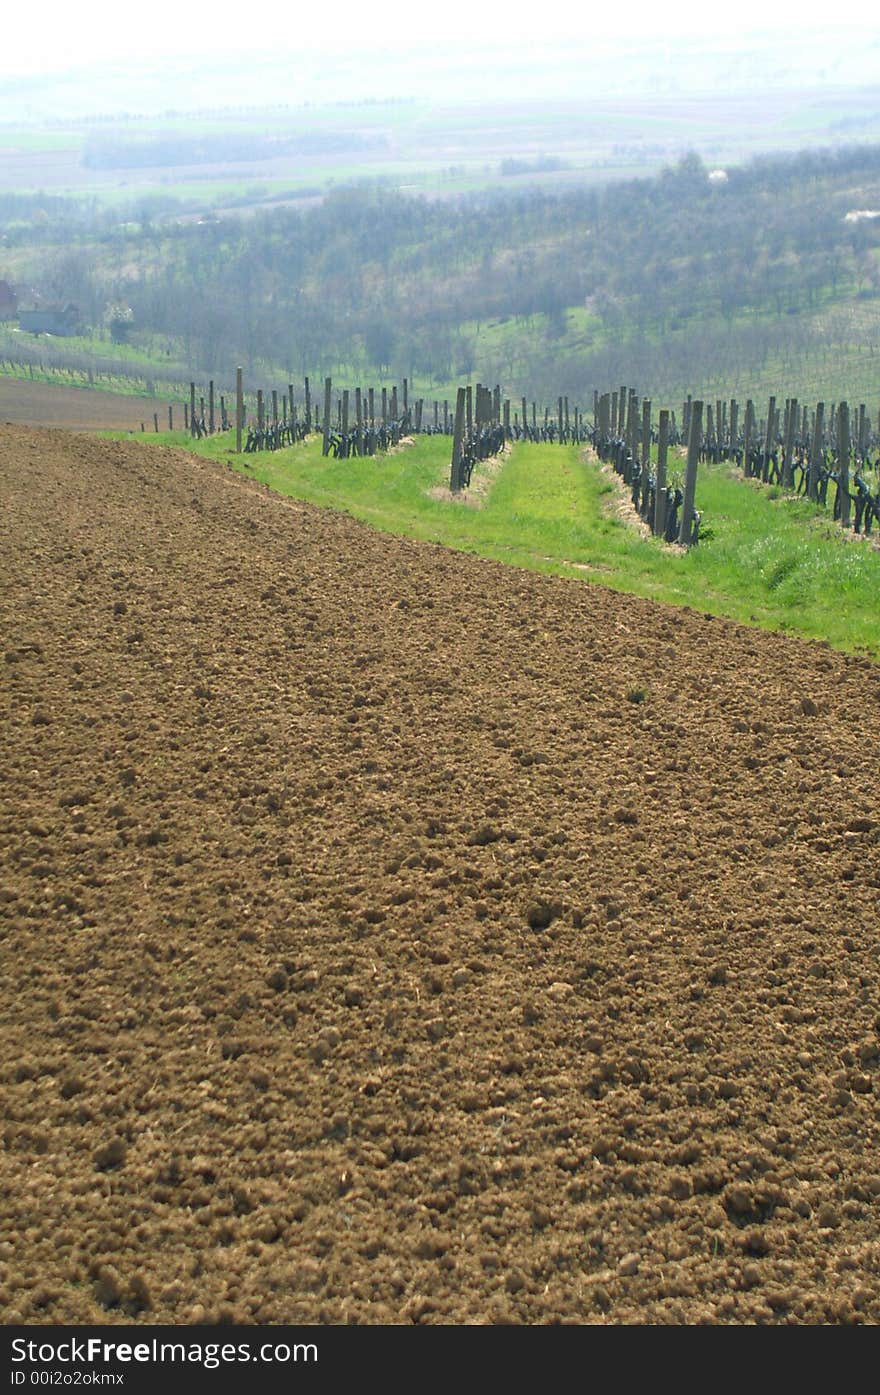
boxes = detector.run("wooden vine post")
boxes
[837,401,851,528]
[235,367,243,453]
[322,378,332,456]
[679,399,702,547]
[655,408,669,536]
[782,396,797,489]
[450,387,467,493]
[742,399,753,474]
[640,398,652,516]
[761,396,776,483]
[808,402,824,502]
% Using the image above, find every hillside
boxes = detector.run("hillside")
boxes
[4,144,880,407]
[2,424,880,1325]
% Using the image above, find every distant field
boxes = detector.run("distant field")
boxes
[4,84,880,206]
[0,378,161,430]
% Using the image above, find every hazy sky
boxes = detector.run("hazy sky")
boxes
[7,0,874,75]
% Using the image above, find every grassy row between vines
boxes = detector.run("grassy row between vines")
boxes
[115,427,880,658]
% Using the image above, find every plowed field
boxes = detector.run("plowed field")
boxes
[0,379,160,431]
[2,424,880,1326]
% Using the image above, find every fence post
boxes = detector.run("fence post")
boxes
[679,399,702,546]
[153,412,159,433]
[190,382,196,437]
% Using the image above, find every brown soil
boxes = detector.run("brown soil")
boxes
[0,378,165,432]
[2,423,880,1327]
